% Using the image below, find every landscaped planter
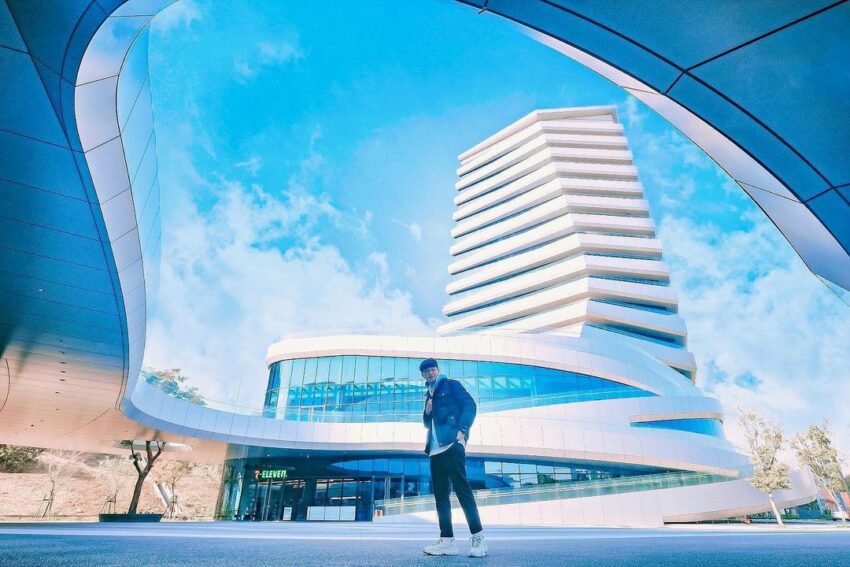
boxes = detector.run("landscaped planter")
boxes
[98,513,163,523]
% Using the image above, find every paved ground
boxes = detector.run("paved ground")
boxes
[0,521,849,566]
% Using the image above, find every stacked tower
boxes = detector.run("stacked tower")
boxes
[437,106,696,380]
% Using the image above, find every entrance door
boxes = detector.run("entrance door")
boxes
[254,481,269,521]
[281,480,305,521]
[388,476,404,500]
[265,482,283,521]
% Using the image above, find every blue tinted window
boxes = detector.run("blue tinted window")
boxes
[408,358,419,378]
[279,360,293,388]
[303,358,318,384]
[633,418,724,437]
[394,356,409,380]
[290,359,305,386]
[340,356,354,383]
[353,356,368,383]
[367,357,380,382]
[315,357,330,383]
[380,356,394,380]
[268,355,653,423]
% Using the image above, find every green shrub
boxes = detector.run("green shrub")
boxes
[0,444,44,473]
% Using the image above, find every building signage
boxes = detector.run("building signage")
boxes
[255,469,288,480]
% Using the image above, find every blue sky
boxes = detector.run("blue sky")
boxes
[143,0,849,454]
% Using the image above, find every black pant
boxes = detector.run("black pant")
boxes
[429,444,483,538]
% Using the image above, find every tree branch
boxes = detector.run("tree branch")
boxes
[130,444,143,475]
[151,442,165,467]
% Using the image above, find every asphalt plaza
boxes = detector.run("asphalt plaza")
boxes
[0,521,849,567]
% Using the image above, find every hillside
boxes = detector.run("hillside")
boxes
[0,450,221,521]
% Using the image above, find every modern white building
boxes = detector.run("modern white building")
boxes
[0,0,844,528]
[214,109,816,526]
[2,0,848,463]
[438,106,695,378]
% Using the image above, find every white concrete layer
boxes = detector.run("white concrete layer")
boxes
[378,469,817,528]
[491,300,686,342]
[457,158,639,206]
[449,232,661,275]
[458,145,635,191]
[458,107,622,164]
[457,131,629,177]
[579,325,696,376]
[439,282,682,343]
[447,236,664,293]
[443,256,671,315]
[450,212,655,256]
[453,192,649,239]
[454,168,645,220]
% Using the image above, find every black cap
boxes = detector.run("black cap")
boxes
[419,358,439,372]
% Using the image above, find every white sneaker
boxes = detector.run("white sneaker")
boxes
[423,537,459,556]
[469,532,487,558]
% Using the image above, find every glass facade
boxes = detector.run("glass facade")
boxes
[216,450,670,522]
[263,355,654,422]
[633,418,725,437]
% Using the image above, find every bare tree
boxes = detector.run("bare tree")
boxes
[125,440,166,515]
[36,450,84,520]
[95,456,134,514]
[157,460,193,518]
[738,409,790,526]
[793,421,848,524]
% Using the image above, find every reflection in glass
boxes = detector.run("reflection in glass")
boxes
[217,449,691,521]
[633,418,724,437]
[263,354,655,422]
[78,16,152,85]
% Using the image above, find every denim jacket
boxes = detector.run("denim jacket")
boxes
[423,375,477,454]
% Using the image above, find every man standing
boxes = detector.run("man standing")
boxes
[420,358,487,558]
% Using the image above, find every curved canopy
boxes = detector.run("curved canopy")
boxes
[463,0,850,291]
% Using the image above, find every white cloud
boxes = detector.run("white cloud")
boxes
[145,179,433,408]
[392,219,423,242]
[618,97,746,215]
[152,0,201,33]
[367,251,390,287]
[354,209,373,239]
[408,222,423,242]
[658,214,850,466]
[233,60,254,80]
[235,155,262,176]
[146,122,431,408]
[259,41,303,63]
[234,37,304,82]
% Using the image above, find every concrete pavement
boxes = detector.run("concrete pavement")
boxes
[0,521,848,566]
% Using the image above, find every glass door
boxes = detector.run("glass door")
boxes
[254,481,269,521]
[265,482,283,521]
[388,476,403,500]
[281,480,305,521]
